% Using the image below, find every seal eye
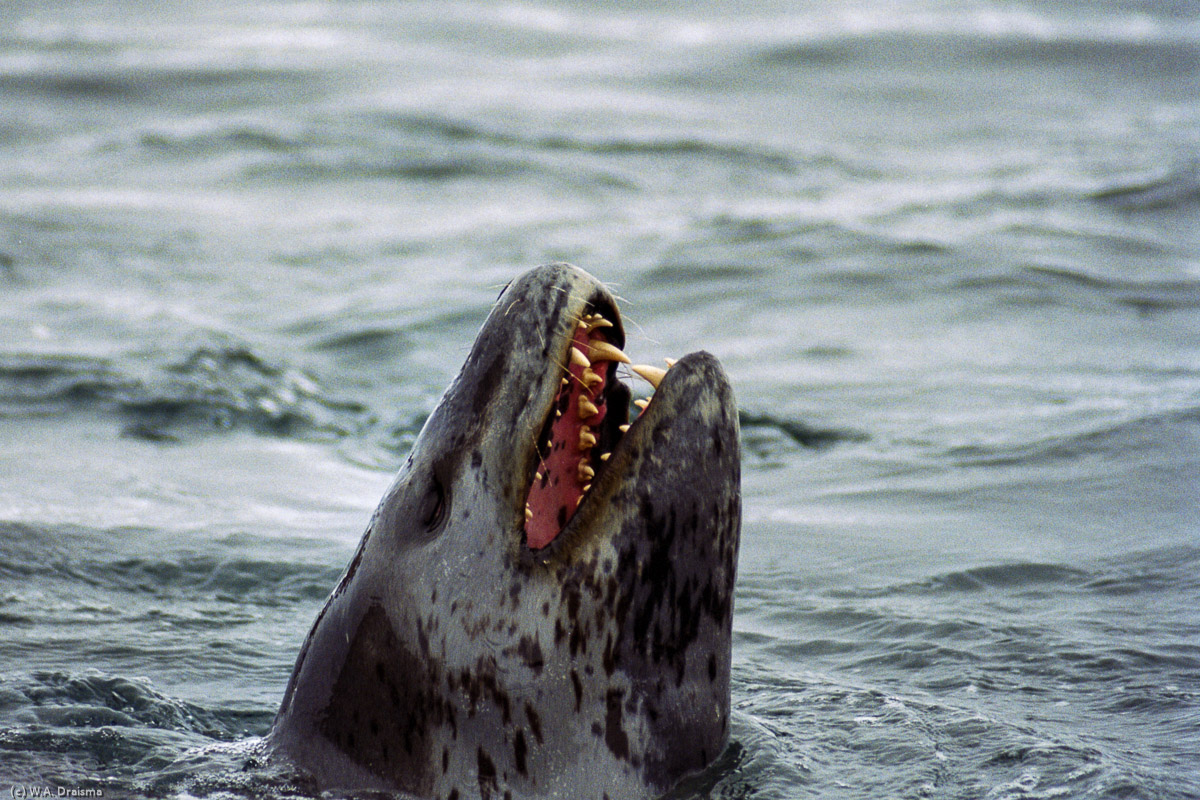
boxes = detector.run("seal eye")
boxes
[421,474,447,531]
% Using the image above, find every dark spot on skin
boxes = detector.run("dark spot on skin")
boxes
[518,635,544,675]
[319,604,447,795]
[513,730,528,776]
[469,354,508,425]
[571,670,583,712]
[566,588,580,622]
[605,689,630,761]
[472,449,483,469]
[443,747,449,774]
[449,792,459,800]
[477,747,498,800]
[708,652,718,682]
[524,702,543,745]
[569,625,584,657]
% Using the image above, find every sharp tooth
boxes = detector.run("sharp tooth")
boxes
[578,397,599,419]
[562,377,570,386]
[587,317,614,331]
[582,483,592,493]
[576,495,584,508]
[599,452,610,461]
[631,364,666,389]
[579,429,597,450]
[619,424,630,433]
[535,471,543,482]
[664,358,677,367]
[588,341,630,364]
[570,346,591,368]
[525,507,533,521]
[634,398,649,410]
[581,368,603,389]
[578,461,595,481]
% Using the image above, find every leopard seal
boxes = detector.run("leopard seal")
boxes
[268,263,741,799]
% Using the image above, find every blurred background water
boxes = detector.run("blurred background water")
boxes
[1,0,1198,797]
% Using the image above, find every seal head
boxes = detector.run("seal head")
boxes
[269,263,741,799]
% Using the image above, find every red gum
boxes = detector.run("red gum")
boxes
[525,325,612,550]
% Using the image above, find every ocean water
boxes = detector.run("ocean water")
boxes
[2,0,1199,797]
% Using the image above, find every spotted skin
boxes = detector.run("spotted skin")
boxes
[268,264,741,799]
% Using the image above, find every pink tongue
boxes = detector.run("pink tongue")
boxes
[525,327,610,550]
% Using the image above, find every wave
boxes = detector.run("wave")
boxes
[751,14,1200,75]
[0,521,342,606]
[737,412,867,468]
[16,670,265,739]
[0,345,367,442]
[1091,162,1200,212]
[378,112,798,173]
[833,544,1200,602]
[117,111,798,188]
[0,669,284,793]
[948,405,1200,468]
[0,64,317,103]
[953,264,1200,314]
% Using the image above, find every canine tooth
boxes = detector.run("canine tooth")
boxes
[587,317,614,331]
[578,462,595,481]
[631,364,666,389]
[578,397,599,419]
[581,368,603,389]
[664,358,677,367]
[588,341,630,364]
[634,398,649,410]
[599,452,610,461]
[562,377,570,386]
[618,424,630,433]
[525,506,533,521]
[570,346,591,368]
[579,429,597,450]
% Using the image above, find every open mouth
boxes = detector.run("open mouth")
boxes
[524,306,670,550]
